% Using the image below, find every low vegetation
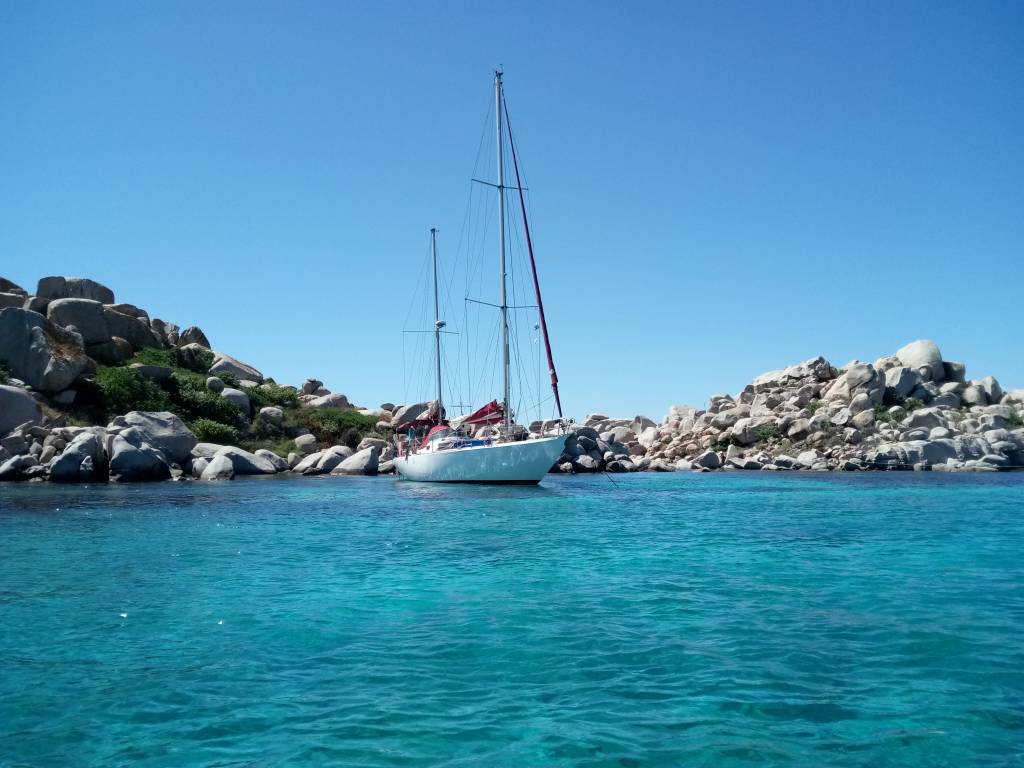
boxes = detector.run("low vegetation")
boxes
[755,424,782,443]
[63,348,387,459]
[285,407,383,449]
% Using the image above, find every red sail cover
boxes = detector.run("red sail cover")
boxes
[462,400,503,427]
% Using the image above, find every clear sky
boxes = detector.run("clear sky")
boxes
[2,1,1021,420]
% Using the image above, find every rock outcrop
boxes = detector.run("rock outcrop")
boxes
[108,411,197,464]
[177,326,210,349]
[36,276,115,304]
[331,446,379,475]
[109,434,172,482]
[0,384,42,435]
[50,432,108,483]
[551,339,1022,474]
[0,307,89,392]
[209,352,263,383]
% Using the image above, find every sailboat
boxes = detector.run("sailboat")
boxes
[394,72,568,484]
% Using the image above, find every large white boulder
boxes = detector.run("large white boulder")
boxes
[254,449,289,472]
[316,445,354,473]
[291,449,326,474]
[214,446,277,475]
[108,434,171,482]
[0,454,38,481]
[209,352,263,383]
[895,340,944,382]
[191,442,225,459]
[150,318,179,347]
[47,298,110,344]
[903,407,946,431]
[294,434,317,454]
[0,308,89,392]
[103,306,159,350]
[0,277,27,296]
[259,406,284,427]
[36,276,115,304]
[824,363,884,404]
[751,357,834,391]
[308,393,351,409]
[0,293,25,310]
[111,411,197,464]
[0,385,42,436]
[391,402,430,426]
[177,326,211,349]
[220,387,250,415]
[978,376,1003,404]
[961,385,988,407]
[884,367,921,398]
[796,450,820,468]
[200,453,234,480]
[50,432,108,483]
[331,446,380,475]
[695,450,721,469]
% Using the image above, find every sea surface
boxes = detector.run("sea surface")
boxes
[1,473,1022,767]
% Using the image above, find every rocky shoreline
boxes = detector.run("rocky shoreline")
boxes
[1,274,1022,483]
[550,340,1023,474]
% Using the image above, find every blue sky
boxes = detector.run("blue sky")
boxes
[2,1,1021,419]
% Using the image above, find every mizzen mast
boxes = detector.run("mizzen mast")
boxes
[430,227,444,419]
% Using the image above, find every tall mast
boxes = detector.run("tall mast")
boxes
[503,92,563,419]
[495,70,511,433]
[430,227,443,419]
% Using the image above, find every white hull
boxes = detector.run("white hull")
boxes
[395,435,567,484]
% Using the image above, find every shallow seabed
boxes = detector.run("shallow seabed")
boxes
[1,472,1023,767]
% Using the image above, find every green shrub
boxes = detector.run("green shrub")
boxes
[128,346,214,374]
[755,425,782,442]
[167,375,245,426]
[1006,411,1023,429]
[250,415,285,441]
[712,434,740,452]
[285,407,380,445]
[95,367,170,418]
[904,397,923,413]
[128,348,176,368]
[175,346,214,373]
[882,388,904,407]
[805,400,822,414]
[245,383,299,413]
[215,371,241,388]
[191,418,239,444]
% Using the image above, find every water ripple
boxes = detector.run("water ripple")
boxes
[1,473,1023,766]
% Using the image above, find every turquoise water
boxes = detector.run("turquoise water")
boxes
[1,474,1023,767]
